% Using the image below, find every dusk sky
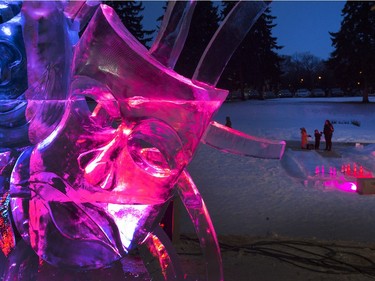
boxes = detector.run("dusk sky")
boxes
[142,1,346,60]
[271,1,345,60]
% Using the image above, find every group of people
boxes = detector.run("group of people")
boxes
[300,120,334,151]
[225,116,335,151]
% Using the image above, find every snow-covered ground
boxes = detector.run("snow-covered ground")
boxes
[184,96,375,244]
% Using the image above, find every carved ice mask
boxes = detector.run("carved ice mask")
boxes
[10,4,227,269]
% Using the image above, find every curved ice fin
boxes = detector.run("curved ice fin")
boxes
[202,121,286,159]
[176,171,223,281]
[149,1,196,68]
[193,1,270,86]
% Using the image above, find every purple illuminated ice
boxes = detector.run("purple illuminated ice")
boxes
[11,3,229,269]
[0,1,286,280]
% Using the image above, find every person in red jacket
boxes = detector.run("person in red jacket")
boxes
[300,127,311,149]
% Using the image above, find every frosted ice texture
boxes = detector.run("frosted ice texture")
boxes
[0,0,285,280]
[203,122,286,159]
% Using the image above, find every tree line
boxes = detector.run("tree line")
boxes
[106,1,375,103]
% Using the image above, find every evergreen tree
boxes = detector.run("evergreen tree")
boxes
[328,1,375,103]
[174,1,219,78]
[217,2,282,98]
[106,1,154,47]
[155,1,168,30]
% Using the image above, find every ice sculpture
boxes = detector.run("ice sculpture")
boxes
[0,1,285,280]
[0,1,28,148]
[0,1,28,267]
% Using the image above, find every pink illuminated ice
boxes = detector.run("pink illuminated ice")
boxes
[10,3,228,270]
[3,1,284,279]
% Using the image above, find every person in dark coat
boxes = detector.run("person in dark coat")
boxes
[314,129,323,150]
[225,116,232,128]
[323,120,334,151]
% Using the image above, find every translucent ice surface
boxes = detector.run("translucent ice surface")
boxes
[0,1,283,279]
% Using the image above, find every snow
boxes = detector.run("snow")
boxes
[183,97,375,244]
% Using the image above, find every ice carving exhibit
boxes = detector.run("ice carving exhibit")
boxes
[0,1,285,280]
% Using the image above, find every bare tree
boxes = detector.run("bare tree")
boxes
[280,52,326,90]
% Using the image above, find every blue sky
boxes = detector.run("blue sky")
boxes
[271,1,345,60]
[141,1,345,60]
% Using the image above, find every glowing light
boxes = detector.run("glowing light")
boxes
[107,204,149,250]
[340,182,357,192]
[83,138,116,174]
[121,127,131,135]
[323,180,357,193]
[37,128,59,150]
[127,97,147,107]
[0,193,15,256]
[91,103,102,117]
[151,234,170,275]
[1,26,12,36]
